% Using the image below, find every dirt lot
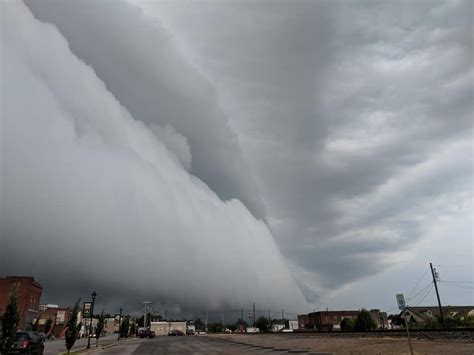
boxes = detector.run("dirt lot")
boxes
[212,333,474,355]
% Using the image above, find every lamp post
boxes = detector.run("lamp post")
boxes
[117,308,122,340]
[86,291,97,349]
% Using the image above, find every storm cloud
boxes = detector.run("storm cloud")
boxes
[1,0,472,313]
[1,1,305,313]
[136,0,473,303]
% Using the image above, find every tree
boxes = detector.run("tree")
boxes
[31,317,40,332]
[44,318,53,336]
[95,310,106,347]
[208,322,224,333]
[193,318,205,331]
[340,317,355,332]
[255,316,270,332]
[354,309,376,331]
[120,317,130,338]
[65,299,82,354]
[0,284,20,355]
[130,322,136,337]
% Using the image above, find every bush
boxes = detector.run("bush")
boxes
[340,317,355,331]
[354,309,376,331]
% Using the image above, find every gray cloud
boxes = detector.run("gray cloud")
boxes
[25,0,265,220]
[138,0,473,302]
[2,0,472,312]
[1,1,305,313]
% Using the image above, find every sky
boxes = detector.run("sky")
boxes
[1,0,472,318]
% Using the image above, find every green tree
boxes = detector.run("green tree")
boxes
[194,318,204,331]
[95,310,106,347]
[44,318,53,336]
[120,317,130,338]
[354,309,376,331]
[340,317,355,331]
[65,299,82,354]
[255,316,270,332]
[0,284,20,355]
[208,322,224,333]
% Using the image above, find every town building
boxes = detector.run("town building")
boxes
[34,305,71,338]
[0,276,43,330]
[150,321,186,335]
[105,317,120,335]
[298,309,388,330]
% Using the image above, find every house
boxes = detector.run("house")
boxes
[0,276,43,331]
[402,306,474,325]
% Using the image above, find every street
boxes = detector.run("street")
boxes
[94,336,297,355]
[90,334,474,355]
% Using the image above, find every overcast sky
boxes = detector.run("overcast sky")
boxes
[1,0,472,317]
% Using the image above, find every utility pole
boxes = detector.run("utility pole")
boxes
[117,308,122,340]
[142,301,151,329]
[241,308,244,333]
[430,262,445,328]
[268,309,272,332]
[222,311,225,332]
[282,309,284,320]
[253,303,256,327]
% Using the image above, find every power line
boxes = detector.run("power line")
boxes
[407,268,430,297]
[413,284,434,306]
[407,281,432,301]
[435,264,474,267]
[439,280,474,284]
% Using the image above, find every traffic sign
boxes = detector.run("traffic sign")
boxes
[396,294,406,310]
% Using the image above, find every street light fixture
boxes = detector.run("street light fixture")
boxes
[86,291,97,349]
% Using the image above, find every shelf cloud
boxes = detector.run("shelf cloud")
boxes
[1,1,305,313]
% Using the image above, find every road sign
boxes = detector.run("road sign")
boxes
[83,302,92,317]
[396,294,406,310]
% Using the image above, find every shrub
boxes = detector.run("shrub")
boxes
[354,309,376,331]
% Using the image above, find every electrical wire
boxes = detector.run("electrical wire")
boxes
[435,264,474,267]
[407,281,433,301]
[413,283,434,306]
[407,267,430,298]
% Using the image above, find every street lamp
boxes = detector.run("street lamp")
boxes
[86,291,97,349]
[117,308,122,340]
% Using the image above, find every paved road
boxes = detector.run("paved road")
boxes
[133,336,294,354]
[95,336,308,355]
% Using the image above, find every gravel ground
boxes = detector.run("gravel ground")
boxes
[212,333,474,355]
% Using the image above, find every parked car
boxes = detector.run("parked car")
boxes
[168,330,184,336]
[148,331,156,338]
[8,331,44,354]
[33,332,46,342]
[138,329,150,338]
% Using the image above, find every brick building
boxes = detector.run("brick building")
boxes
[298,309,388,330]
[35,305,72,338]
[0,276,43,330]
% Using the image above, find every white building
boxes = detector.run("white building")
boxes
[150,321,186,335]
